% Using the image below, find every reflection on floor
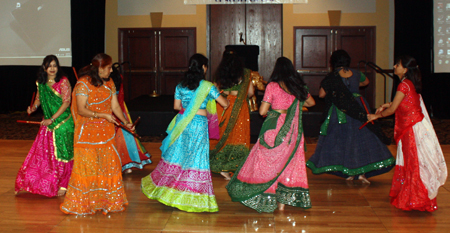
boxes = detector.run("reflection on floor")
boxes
[2,141,450,232]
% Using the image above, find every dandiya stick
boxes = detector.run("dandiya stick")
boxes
[28,92,36,116]
[131,116,141,129]
[117,121,141,139]
[359,96,373,129]
[17,120,40,125]
[72,67,79,80]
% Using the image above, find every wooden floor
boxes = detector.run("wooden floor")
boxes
[2,140,450,233]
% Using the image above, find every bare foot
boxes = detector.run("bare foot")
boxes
[124,169,132,174]
[220,172,231,180]
[278,203,285,211]
[358,174,370,184]
[346,176,355,181]
[57,188,66,197]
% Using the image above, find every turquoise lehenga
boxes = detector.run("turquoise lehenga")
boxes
[141,80,221,212]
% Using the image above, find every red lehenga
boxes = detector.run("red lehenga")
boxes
[390,79,447,212]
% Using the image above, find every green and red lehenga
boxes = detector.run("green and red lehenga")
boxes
[210,68,251,173]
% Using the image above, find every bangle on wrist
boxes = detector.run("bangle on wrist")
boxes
[50,117,54,123]
[380,112,384,118]
[93,111,98,118]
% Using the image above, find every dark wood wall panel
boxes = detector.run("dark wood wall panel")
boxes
[301,35,329,68]
[210,4,282,81]
[127,36,155,70]
[119,28,196,100]
[294,26,376,107]
[162,37,189,69]
[210,5,245,80]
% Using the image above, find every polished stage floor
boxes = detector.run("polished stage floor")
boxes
[2,140,450,233]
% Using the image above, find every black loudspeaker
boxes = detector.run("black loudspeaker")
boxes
[225,45,259,71]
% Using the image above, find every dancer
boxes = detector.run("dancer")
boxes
[210,50,254,180]
[226,57,315,212]
[368,55,447,212]
[15,55,74,197]
[307,50,394,183]
[141,54,229,212]
[61,53,131,215]
[111,63,152,174]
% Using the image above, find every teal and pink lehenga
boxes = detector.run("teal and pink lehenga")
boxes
[15,78,74,197]
[141,80,221,212]
[226,82,311,213]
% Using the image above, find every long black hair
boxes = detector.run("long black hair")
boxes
[395,55,422,94]
[330,49,351,71]
[214,50,245,89]
[180,53,208,90]
[37,55,65,84]
[78,53,112,87]
[269,57,308,101]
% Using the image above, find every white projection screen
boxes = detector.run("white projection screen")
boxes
[0,0,71,66]
[434,0,450,73]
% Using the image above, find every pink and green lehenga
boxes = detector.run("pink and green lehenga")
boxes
[141,80,221,212]
[226,82,311,213]
[15,78,74,197]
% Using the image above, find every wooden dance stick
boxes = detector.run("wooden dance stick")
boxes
[72,67,79,80]
[117,120,142,139]
[28,92,36,116]
[17,120,41,125]
[131,116,141,129]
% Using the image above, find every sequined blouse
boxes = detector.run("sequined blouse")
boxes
[394,79,424,143]
[73,77,117,148]
[175,82,221,109]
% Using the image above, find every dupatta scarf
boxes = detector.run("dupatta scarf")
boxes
[161,80,217,153]
[209,68,251,155]
[226,99,305,205]
[38,80,74,162]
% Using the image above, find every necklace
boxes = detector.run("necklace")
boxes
[48,79,55,83]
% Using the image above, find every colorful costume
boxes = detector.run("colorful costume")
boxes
[307,69,395,178]
[15,78,74,197]
[141,80,221,212]
[210,68,251,173]
[226,82,311,213]
[114,75,151,171]
[61,77,128,215]
[389,79,447,212]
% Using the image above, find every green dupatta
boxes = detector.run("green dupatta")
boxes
[226,99,311,212]
[209,69,251,157]
[161,80,216,153]
[38,81,74,162]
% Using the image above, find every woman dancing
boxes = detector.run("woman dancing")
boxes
[307,50,394,183]
[61,53,131,215]
[15,55,74,197]
[226,57,315,212]
[141,54,229,212]
[210,50,254,180]
[368,55,447,212]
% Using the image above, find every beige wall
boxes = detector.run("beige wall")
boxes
[105,0,392,105]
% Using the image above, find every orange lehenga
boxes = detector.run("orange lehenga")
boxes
[60,77,128,215]
[209,69,251,173]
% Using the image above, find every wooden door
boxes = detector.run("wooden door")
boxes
[294,26,376,106]
[159,28,196,95]
[209,4,282,81]
[119,28,196,99]
[119,28,158,100]
[294,28,333,96]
